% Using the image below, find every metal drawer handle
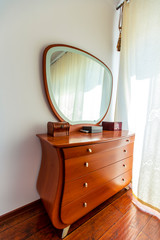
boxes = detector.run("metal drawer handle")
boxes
[87,148,92,153]
[84,182,88,188]
[83,202,87,207]
[122,178,125,181]
[84,162,89,167]
[123,164,126,167]
[123,149,127,153]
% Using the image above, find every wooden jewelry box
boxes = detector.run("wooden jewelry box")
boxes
[47,122,70,137]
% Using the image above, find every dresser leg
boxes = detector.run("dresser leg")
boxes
[61,225,70,238]
[125,185,130,190]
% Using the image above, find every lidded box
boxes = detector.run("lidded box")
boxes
[102,122,122,131]
[47,122,70,137]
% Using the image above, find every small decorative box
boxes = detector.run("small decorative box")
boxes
[82,126,103,133]
[102,122,122,131]
[47,122,70,137]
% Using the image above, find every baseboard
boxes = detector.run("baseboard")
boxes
[0,199,41,222]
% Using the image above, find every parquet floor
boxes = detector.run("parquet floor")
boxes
[0,188,160,240]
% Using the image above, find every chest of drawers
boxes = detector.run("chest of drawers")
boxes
[37,130,135,236]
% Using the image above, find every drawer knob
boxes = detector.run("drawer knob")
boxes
[122,178,125,181]
[87,148,92,153]
[84,182,88,188]
[83,202,87,207]
[126,139,130,142]
[84,162,89,167]
[123,149,127,153]
[123,164,126,167]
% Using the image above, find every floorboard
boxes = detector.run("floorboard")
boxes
[0,188,159,240]
[141,216,160,240]
[135,232,150,240]
[0,212,50,240]
[65,205,122,240]
[0,201,45,233]
[112,188,133,214]
[99,205,151,240]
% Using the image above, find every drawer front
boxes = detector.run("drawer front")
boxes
[61,170,132,225]
[62,136,134,159]
[62,156,133,206]
[65,142,134,181]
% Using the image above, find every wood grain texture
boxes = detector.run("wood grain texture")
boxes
[1,189,159,240]
[62,157,133,206]
[65,205,123,240]
[112,187,133,214]
[63,135,134,159]
[37,131,135,148]
[66,189,133,240]
[99,205,151,240]
[36,139,67,229]
[64,143,134,181]
[68,188,129,232]
[0,212,51,240]
[26,224,58,240]
[61,171,132,224]
[0,200,43,232]
[135,232,150,240]
[142,216,160,240]
[37,131,135,230]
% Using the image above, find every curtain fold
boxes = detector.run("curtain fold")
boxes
[115,0,160,215]
[50,52,105,122]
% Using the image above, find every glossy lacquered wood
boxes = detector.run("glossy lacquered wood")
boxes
[61,170,132,224]
[62,156,133,206]
[36,140,67,229]
[2,189,159,240]
[36,131,135,231]
[63,135,134,159]
[37,130,135,148]
[64,142,134,181]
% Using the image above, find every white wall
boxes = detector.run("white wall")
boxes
[0,0,119,215]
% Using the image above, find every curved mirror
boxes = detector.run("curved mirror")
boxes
[44,45,113,125]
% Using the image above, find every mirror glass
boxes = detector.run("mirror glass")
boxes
[44,45,112,125]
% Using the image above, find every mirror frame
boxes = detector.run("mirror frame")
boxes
[43,44,113,129]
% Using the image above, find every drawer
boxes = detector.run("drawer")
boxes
[62,136,135,159]
[61,170,132,225]
[65,142,134,181]
[62,156,133,206]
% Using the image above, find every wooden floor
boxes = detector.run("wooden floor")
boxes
[1,188,160,240]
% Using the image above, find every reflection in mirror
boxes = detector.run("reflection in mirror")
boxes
[45,45,113,125]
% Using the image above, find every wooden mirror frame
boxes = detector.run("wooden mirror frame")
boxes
[43,44,113,132]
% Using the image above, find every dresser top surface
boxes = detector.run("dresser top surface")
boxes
[37,130,135,148]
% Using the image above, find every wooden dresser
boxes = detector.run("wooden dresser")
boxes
[37,130,135,237]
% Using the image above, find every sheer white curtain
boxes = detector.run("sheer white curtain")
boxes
[115,0,160,215]
[50,52,105,122]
